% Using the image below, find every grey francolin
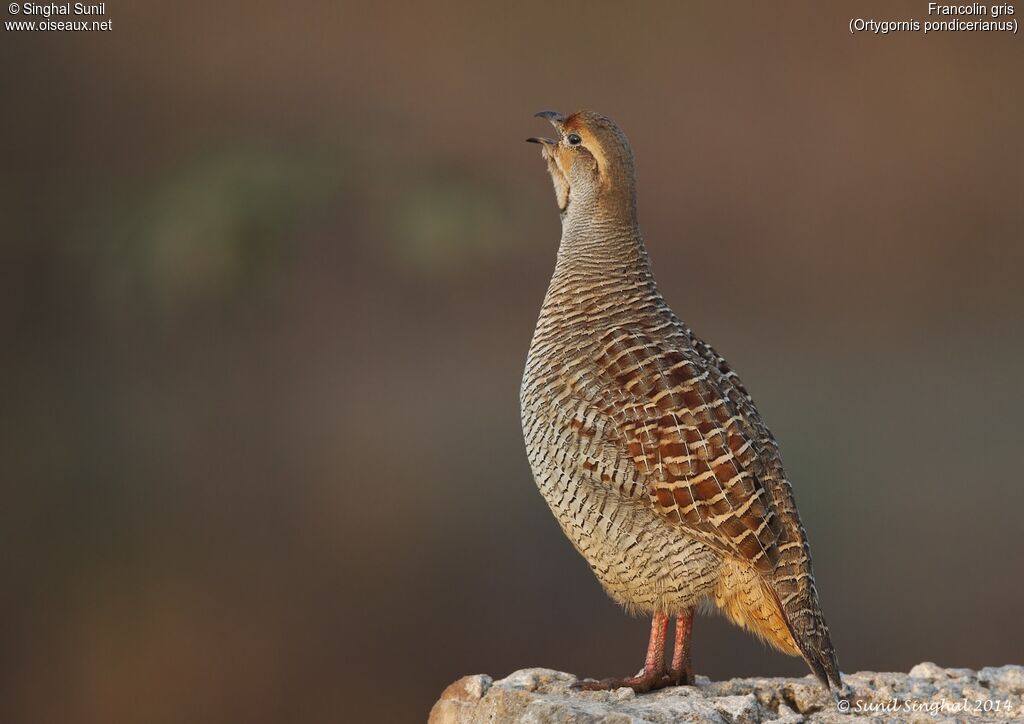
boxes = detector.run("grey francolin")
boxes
[520,110,841,693]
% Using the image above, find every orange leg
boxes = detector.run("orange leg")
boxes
[670,607,695,685]
[573,613,672,693]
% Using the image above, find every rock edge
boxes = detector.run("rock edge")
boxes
[430,663,1024,723]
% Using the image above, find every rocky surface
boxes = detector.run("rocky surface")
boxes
[430,663,1024,723]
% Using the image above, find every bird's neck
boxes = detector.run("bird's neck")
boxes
[554,211,652,282]
[537,213,663,342]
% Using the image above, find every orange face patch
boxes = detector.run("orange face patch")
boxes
[552,144,576,177]
[561,114,609,184]
[542,146,571,211]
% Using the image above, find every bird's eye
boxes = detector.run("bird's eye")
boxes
[567,133,582,146]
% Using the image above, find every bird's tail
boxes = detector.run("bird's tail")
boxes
[714,552,842,692]
[771,583,842,691]
[769,541,842,692]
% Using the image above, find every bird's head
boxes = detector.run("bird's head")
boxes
[527,110,637,224]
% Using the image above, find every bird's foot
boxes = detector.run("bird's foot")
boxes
[572,670,673,693]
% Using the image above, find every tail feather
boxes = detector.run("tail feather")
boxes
[771,585,842,690]
[714,558,842,692]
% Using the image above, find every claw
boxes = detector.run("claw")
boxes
[668,666,694,687]
[572,671,673,693]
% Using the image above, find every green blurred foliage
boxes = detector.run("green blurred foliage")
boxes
[390,176,511,275]
[86,144,349,309]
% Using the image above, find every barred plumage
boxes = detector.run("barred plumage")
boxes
[520,110,840,692]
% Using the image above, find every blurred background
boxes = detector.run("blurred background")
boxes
[2,1,1022,721]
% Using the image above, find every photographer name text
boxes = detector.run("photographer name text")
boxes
[5,3,112,32]
[11,3,104,16]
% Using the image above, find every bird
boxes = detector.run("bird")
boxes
[520,110,841,694]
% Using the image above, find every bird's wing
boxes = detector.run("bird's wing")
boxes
[586,324,795,574]
[572,323,838,688]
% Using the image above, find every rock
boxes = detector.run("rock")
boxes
[770,703,804,723]
[429,664,1024,723]
[979,665,1024,695]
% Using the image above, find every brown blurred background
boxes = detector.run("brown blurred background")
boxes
[2,1,1022,721]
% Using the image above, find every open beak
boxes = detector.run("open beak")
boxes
[526,110,566,145]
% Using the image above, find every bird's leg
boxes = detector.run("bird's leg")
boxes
[573,612,671,693]
[669,607,695,685]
